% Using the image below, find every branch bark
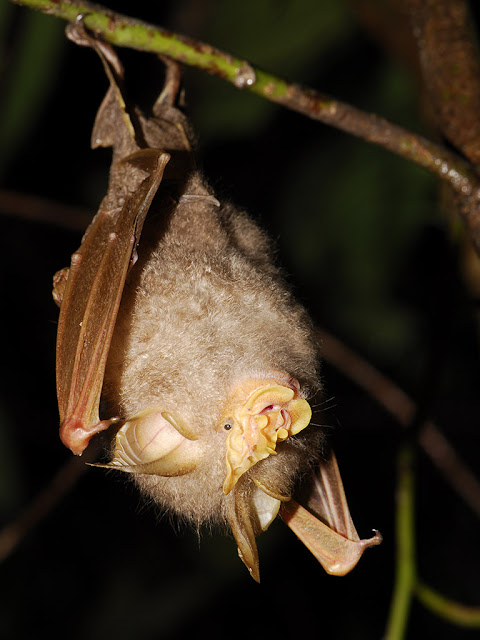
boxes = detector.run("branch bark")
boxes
[0,189,92,231]
[10,0,480,254]
[0,457,88,562]
[407,0,480,165]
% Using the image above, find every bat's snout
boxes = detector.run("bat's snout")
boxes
[222,379,312,494]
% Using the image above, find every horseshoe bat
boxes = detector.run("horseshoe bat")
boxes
[53,22,381,582]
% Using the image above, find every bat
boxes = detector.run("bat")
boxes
[54,21,381,582]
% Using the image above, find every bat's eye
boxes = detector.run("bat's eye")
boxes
[223,421,233,431]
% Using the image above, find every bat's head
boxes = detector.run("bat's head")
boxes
[98,371,312,485]
[94,371,316,579]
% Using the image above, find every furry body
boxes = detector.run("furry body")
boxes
[55,37,380,582]
[103,171,322,526]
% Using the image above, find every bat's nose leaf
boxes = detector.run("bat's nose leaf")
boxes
[223,381,312,494]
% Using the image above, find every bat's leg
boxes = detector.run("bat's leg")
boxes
[152,57,194,156]
[155,56,183,109]
[65,17,124,80]
[66,18,137,146]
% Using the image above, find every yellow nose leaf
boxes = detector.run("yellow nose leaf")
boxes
[247,385,294,414]
[256,415,269,429]
[223,381,312,494]
[277,428,288,440]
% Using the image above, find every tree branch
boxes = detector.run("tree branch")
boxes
[415,582,480,627]
[10,0,480,254]
[0,189,92,231]
[0,457,88,562]
[407,0,480,166]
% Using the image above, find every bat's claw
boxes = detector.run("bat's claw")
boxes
[59,417,118,456]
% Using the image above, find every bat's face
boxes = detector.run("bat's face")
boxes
[221,374,311,493]
[98,371,312,509]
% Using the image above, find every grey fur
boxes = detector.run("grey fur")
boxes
[103,169,322,527]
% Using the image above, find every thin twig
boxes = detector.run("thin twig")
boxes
[317,328,480,519]
[0,456,88,562]
[0,189,92,231]
[0,434,101,563]
[415,581,480,627]
[381,439,480,637]
[383,444,416,640]
[10,0,480,254]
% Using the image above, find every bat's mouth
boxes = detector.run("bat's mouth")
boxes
[222,378,312,494]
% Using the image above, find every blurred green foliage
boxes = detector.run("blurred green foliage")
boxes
[194,0,354,136]
[0,6,64,175]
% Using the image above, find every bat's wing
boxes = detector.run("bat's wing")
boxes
[280,450,382,575]
[56,150,169,455]
[54,23,172,455]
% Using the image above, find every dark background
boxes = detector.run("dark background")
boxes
[0,1,479,638]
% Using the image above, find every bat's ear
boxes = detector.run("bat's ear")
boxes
[225,483,261,583]
[225,473,291,583]
[280,450,382,575]
[90,408,203,477]
[225,477,284,582]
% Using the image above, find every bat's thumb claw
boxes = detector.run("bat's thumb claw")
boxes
[60,417,116,456]
[366,529,383,547]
